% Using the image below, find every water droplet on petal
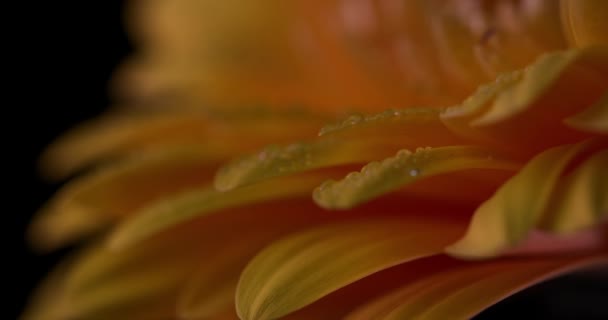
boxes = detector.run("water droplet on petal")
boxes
[409,168,420,177]
[396,149,411,158]
[345,114,363,125]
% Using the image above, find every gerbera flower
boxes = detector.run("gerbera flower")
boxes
[24,0,607,319]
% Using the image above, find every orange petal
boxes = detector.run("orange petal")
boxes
[347,254,608,320]
[236,217,465,320]
[108,171,345,248]
[561,0,608,48]
[41,109,327,179]
[35,198,336,320]
[176,204,327,319]
[29,147,219,251]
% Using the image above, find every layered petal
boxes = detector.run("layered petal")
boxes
[119,0,586,113]
[236,218,465,320]
[216,108,469,191]
[26,198,341,320]
[542,150,608,234]
[41,109,327,179]
[447,139,606,258]
[29,147,219,250]
[109,171,345,248]
[441,47,608,154]
[347,254,608,320]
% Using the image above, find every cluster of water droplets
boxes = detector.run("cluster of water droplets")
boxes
[318,108,440,136]
[441,70,524,120]
[313,147,435,209]
[214,142,316,191]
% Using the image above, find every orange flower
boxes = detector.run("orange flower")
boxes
[24,1,607,319]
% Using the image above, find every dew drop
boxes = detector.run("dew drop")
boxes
[345,114,363,125]
[396,149,411,158]
[409,168,420,177]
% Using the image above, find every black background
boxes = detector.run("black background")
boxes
[10,1,607,319]
[11,1,129,317]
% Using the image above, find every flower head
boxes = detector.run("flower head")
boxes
[24,1,607,319]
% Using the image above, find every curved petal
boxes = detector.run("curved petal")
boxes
[446,140,605,258]
[542,149,608,234]
[215,138,403,192]
[32,198,335,320]
[565,92,608,133]
[441,47,608,154]
[235,218,465,320]
[216,107,469,191]
[313,146,518,209]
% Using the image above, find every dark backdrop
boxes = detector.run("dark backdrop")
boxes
[11,1,129,318]
[11,1,607,319]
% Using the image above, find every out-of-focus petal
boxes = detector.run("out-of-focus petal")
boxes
[446,139,605,258]
[20,260,73,320]
[120,0,577,113]
[108,172,341,248]
[41,109,327,179]
[561,0,608,48]
[346,254,607,320]
[29,147,218,251]
[235,218,465,320]
[28,198,337,319]
[313,146,518,209]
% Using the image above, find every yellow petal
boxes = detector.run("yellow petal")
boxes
[313,146,518,210]
[216,138,407,192]
[58,198,340,320]
[442,47,608,154]
[177,218,318,319]
[175,198,352,319]
[42,242,200,320]
[216,107,471,191]
[440,70,523,146]
[565,92,608,133]
[542,149,608,234]
[235,218,465,320]
[446,140,602,259]
[177,245,254,320]
[29,147,219,251]
[347,254,607,320]
[318,108,464,144]
[472,47,608,126]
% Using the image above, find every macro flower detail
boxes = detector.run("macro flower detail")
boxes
[24,1,607,320]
